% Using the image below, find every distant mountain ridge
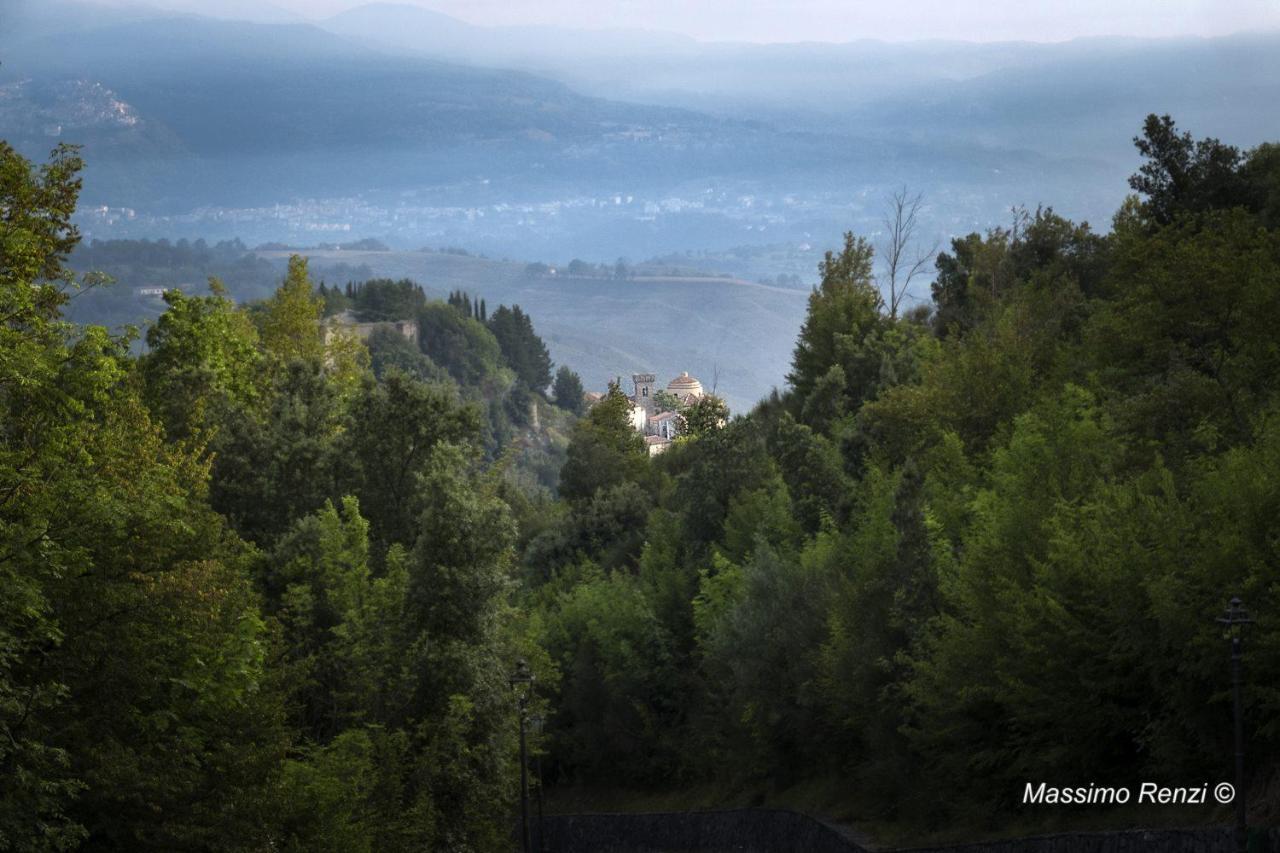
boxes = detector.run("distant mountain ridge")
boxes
[1,5,756,212]
[2,0,1277,265]
[322,2,700,62]
[316,4,1280,138]
[1,2,1083,216]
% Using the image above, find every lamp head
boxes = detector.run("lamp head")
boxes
[509,658,534,690]
[1215,597,1255,638]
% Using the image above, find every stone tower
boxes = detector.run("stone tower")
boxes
[632,373,657,415]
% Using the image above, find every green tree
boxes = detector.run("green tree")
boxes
[351,278,426,322]
[0,142,95,850]
[397,446,520,848]
[417,302,507,391]
[268,496,379,739]
[0,144,287,850]
[552,365,586,414]
[1087,206,1280,457]
[540,565,680,782]
[930,232,987,337]
[571,481,653,572]
[788,232,890,414]
[677,394,729,440]
[258,255,324,366]
[316,280,352,316]
[1239,141,1280,228]
[771,413,849,533]
[140,279,262,442]
[366,326,450,385]
[338,370,483,555]
[816,460,939,803]
[488,304,553,392]
[667,418,773,549]
[559,382,648,503]
[1129,113,1249,225]
[651,388,681,414]
[903,387,1126,799]
[210,359,345,545]
[696,542,830,780]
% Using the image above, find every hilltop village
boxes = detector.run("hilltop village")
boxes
[586,372,714,455]
[321,309,720,456]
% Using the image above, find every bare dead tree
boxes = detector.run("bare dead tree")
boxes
[879,187,939,320]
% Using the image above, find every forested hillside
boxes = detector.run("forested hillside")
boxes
[2,113,1279,851]
[522,115,1280,833]
[0,140,571,850]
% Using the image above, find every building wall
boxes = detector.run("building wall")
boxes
[628,402,648,433]
[322,318,418,347]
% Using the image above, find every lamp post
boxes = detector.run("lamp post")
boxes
[1215,597,1253,853]
[529,713,549,853]
[509,659,535,853]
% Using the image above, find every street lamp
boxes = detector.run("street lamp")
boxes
[1216,597,1253,853]
[509,660,535,853]
[529,713,549,853]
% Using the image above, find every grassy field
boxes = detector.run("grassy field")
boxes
[258,248,810,413]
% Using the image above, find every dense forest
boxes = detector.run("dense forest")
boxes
[2,113,1279,851]
[526,116,1280,829]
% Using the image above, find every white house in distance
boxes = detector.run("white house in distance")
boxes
[648,410,680,440]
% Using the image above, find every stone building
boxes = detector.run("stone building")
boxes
[321,310,418,347]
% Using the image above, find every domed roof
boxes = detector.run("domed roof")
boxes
[667,371,703,397]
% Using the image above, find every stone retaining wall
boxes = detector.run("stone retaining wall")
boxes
[538,809,1279,853]
[540,808,863,852]
[902,827,1279,853]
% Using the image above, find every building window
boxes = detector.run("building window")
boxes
[642,387,648,396]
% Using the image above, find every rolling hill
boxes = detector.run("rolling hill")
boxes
[259,248,807,412]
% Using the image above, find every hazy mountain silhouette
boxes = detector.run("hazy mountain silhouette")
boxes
[2,0,1277,262]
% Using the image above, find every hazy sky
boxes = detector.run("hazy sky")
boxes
[125,0,1280,42]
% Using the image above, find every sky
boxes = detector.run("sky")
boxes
[93,0,1280,42]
